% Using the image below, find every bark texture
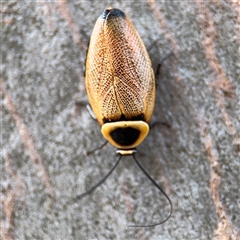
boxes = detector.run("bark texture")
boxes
[1,1,240,239]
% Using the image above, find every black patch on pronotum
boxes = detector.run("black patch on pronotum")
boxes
[110,127,140,146]
[100,8,125,20]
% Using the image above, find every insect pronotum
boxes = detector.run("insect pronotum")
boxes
[79,7,172,227]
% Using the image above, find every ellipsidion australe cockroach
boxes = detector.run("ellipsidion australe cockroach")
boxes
[79,7,172,227]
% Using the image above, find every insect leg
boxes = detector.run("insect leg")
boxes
[86,140,108,155]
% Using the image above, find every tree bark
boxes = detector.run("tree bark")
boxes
[1,1,239,239]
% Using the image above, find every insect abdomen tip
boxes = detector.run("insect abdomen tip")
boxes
[100,7,125,20]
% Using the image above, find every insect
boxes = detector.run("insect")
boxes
[80,7,172,227]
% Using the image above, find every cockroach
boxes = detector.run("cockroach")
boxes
[79,7,172,227]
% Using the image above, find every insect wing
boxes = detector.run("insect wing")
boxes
[86,9,155,125]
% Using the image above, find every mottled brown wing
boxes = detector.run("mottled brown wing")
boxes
[85,9,155,125]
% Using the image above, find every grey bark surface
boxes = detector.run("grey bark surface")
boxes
[1,1,240,240]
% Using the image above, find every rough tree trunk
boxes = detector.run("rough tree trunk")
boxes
[1,1,239,240]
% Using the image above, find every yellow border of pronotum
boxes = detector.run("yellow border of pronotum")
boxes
[101,121,149,150]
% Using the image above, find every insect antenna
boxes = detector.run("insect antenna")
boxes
[129,153,173,227]
[76,154,122,199]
